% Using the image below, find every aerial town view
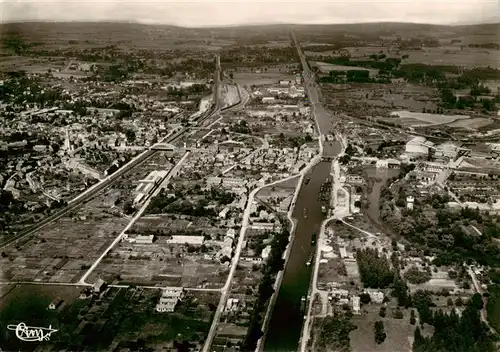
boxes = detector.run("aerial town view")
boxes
[0,1,499,352]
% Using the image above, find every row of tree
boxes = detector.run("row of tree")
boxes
[241,228,290,351]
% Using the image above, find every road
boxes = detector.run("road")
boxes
[79,151,191,285]
[1,55,223,251]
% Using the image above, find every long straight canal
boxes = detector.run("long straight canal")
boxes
[262,32,343,351]
[263,142,341,352]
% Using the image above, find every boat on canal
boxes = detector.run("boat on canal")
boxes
[300,296,306,312]
[311,232,317,245]
[303,207,308,219]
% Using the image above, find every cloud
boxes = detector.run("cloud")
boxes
[1,0,499,26]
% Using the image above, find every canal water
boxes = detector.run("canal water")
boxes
[362,166,400,227]
[263,142,341,351]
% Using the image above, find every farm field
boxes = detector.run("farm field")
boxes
[87,243,229,288]
[306,45,500,69]
[0,151,178,284]
[391,110,470,126]
[446,117,494,130]
[349,307,416,352]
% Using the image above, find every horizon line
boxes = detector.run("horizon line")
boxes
[2,19,500,29]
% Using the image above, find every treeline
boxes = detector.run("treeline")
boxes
[356,248,393,288]
[413,293,495,352]
[315,315,357,352]
[241,228,290,351]
[146,188,236,217]
[325,56,403,71]
[319,70,391,84]
[468,43,500,50]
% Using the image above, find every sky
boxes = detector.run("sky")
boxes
[1,0,499,27]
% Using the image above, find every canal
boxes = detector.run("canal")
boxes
[263,142,341,351]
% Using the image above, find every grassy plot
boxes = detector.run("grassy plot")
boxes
[349,308,416,352]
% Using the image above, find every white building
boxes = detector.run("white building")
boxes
[156,287,184,313]
[435,142,460,159]
[135,235,154,244]
[376,158,401,169]
[405,136,434,155]
[406,196,415,210]
[219,207,230,219]
[93,279,106,293]
[167,235,204,245]
[262,97,276,103]
[222,177,247,188]
[352,296,361,314]
[364,289,384,303]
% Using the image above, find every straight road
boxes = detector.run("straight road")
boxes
[79,151,191,285]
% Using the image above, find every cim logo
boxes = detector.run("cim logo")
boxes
[7,322,58,342]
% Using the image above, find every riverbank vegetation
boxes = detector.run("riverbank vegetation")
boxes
[241,227,290,351]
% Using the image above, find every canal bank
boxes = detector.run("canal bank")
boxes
[262,155,340,352]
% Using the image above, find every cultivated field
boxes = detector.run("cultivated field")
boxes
[391,110,470,126]
[446,117,494,130]
[0,152,178,284]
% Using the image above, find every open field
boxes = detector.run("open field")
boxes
[321,83,440,119]
[2,22,236,51]
[232,70,296,87]
[349,307,416,352]
[391,110,469,126]
[87,242,229,288]
[446,117,495,130]
[403,48,500,69]
[0,213,129,283]
[306,45,500,69]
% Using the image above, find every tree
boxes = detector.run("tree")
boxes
[374,321,386,344]
[379,306,386,318]
[125,129,136,143]
[469,293,483,310]
[393,308,404,319]
[410,310,416,325]
[123,201,135,215]
[359,293,371,305]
